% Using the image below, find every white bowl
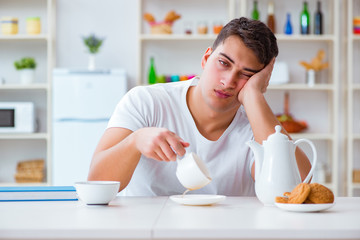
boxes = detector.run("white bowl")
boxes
[74,181,120,205]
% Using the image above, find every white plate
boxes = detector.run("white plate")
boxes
[275,202,335,212]
[170,194,226,206]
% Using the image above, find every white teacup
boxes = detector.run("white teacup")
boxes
[75,181,120,205]
[176,152,212,190]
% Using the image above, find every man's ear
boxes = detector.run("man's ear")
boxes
[201,47,213,69]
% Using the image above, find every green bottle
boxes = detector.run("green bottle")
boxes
[148,57,157,84]
[252,1,260,20]
[300,1,310,34]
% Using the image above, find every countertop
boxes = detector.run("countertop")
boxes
[0,197,359,240]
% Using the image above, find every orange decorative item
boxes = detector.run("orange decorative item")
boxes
[143,11,181,34]
[276,92,308,133]
[213,22,223,34]
[299,49,329,72]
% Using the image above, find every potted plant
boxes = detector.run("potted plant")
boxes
[83,34,105,70]
[14,57,37,84]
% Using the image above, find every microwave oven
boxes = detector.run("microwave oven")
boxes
[0,102,35,133]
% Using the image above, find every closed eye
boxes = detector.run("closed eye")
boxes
[243,73,252,78]
[239,72,253,80]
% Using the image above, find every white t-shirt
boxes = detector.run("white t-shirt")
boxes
[107,77,255,196]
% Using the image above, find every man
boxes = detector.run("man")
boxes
[88,17,311,196]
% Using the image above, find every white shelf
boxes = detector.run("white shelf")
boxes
[0,34,50,41]
[352,84,360,90]
[352,35,360,40]
[351,183,360,189]
[139,34,335,42]
[0,83,49,90]
[268,84,334,91]
[0,133,48,140]
[352,134,360,140]
[290,133,334,140]
[275,34,336,41]
[140,34,217,41]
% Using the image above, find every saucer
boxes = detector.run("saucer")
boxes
[275,202,335,212]
[170,194,226,206]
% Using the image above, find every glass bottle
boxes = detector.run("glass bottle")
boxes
[252,1,260,20]
[300,1,310,34]
[267,1,276,33]
[314,1,323,34]
[148,57,157,84]
[284,13,293,35]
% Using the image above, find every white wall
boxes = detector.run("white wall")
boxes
[56,0,138,88]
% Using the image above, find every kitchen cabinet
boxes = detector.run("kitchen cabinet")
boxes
[0,0,55,185]
[138,0,340,195]
[347,0,360,196]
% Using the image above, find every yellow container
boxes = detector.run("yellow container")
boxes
[1,17,18,35]
[26,17,41,34]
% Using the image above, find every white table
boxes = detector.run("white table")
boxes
[0,197,359,240]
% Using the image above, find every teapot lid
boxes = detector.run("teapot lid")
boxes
[267,125,289,142]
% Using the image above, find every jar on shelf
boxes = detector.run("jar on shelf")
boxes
[1,17,18,35]
[183,21,193,35]
[213,21,223,34]
[26,17,41,34]
[197,21,208,34]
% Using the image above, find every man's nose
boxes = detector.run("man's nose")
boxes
[220,73,237,88]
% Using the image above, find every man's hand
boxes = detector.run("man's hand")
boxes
[133,127,190,162]
[238,58,275,104]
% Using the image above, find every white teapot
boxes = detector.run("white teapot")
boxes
[246,125,317,205]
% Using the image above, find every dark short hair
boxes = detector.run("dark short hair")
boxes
[212,17,278,66]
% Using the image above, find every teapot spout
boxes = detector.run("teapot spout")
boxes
[246,140,264,180]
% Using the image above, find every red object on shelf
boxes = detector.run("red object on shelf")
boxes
[276,92,308,133]
[354,17,360,34]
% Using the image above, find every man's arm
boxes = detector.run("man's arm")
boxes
[88,127,189,192]
[88,128,140,192]
[239,59,312,181]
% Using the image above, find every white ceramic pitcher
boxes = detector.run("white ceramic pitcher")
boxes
[246,125,317,205]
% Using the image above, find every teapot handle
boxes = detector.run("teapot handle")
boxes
[294,139,317,184]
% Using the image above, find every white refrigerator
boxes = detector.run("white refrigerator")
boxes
[52,69,127,186]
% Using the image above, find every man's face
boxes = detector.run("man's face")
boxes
[199,35,264,113]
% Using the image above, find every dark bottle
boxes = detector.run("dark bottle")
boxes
[148,57,157,84]
[314,1,323,34]
[252,1,260,20]
[284,13,293,35]
[267,1,276,33]
[300,1,310,34]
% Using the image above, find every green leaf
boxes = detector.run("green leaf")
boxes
[83,34,105,54]
[14,57,36,70]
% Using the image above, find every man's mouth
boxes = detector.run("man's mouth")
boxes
[214,89,232,99]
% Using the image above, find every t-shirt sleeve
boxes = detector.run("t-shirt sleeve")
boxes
[107,86,154,132]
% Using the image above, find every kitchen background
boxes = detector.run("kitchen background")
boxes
[0,0,359,196]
